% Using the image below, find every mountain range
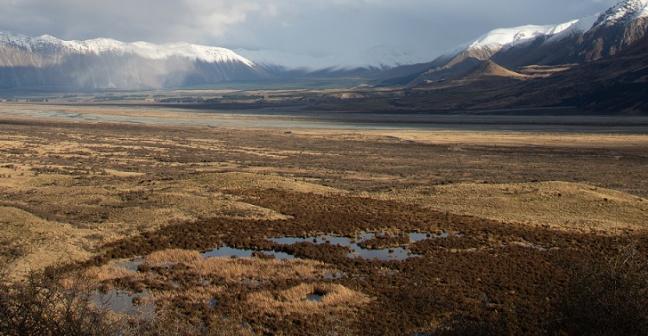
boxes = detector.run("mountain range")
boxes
[0,0,647,112]
[380,0,648,86]
[0,34,267,89]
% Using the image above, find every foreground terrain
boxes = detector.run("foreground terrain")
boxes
[1,104,647,335]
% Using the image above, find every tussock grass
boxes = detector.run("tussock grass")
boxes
[144,249,334,282]
[247,283,371,316]
[371,181,648,233]
[84,265,143,282]
[144,249,202,265]
[152,285,224,306]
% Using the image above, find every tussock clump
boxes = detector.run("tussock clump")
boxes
[152,285,224,306]
[194,258,329,281]
[144,249,202,265]
[85,265,143,282]
[142,249,334,282]
[247,283,372,316]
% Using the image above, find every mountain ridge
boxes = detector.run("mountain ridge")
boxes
[0,32,267,89]
[381,0,648,87]
[0,32,256,66]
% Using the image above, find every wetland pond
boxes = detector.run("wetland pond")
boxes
[97,231,458,316]
[91,289,155,317]
[202,231,457,262]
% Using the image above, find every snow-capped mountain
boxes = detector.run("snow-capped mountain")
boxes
[593,0,648,27]
[467,0,648,64]
[0,33,263,89]
[465,19,593,56]
[443,16,597,66]
[0,33,254,66]
[581,0,648,60]
[386,0,648,86]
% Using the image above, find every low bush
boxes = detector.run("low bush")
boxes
[552,243,648,336]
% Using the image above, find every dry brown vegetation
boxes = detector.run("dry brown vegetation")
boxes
[141,249,336,282]
[247,283,372,316]
[369,181,648,233]
[0,269,255,336]
[1,109,648,335]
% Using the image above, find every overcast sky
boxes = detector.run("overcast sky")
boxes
[0,0,620,68]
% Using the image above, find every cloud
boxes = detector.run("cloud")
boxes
[0,0,621,67]
[0,0,275,42]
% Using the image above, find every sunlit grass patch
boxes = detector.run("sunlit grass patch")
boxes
[247,283,372,316]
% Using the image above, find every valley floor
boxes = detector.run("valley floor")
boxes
[1,104,647,335]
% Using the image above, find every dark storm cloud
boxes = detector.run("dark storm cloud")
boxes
[0,0,620,67]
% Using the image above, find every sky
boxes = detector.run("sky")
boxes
[0,0,620,68]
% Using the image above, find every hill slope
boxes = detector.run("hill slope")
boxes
[382,0,648,87]
[0,33,266,90]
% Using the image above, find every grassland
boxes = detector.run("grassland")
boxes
[0,103,647,335]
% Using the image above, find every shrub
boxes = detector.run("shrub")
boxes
[552,243,648,336]
[0,269,114,336]
[0,269,252,336]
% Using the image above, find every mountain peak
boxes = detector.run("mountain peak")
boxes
[594,0,648,27]
[465,18,593,55]
[0,32,255,67]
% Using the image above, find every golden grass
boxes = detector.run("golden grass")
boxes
[103,169,146,177]
[152,285,224,306]
[247,283,372,316]
[0,206,99,279]
[84,264,143,282]
[0,132,308,278]
[144,249,202,265]
[372,181,648,233]
[294,130,648,149]
[85,249,345,316]
[0,168,295,278]
[144,249,334,282]
[194,172,344,195]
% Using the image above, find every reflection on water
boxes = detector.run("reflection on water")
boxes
[91,289,155,317]
[202,246,295,260]
[307,293,324,302]
[269,231,454,261]
[199,231,453,262]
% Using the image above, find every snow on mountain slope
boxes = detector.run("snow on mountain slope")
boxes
[0,32,266,89]
[580,0,648,61]
[547,15,598,42]
[0,32,255,67]
[426,17,597,71]
[397,0,648,87]
[593,0,648,27]
[440,0,647,66]
[467,19,593,53]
